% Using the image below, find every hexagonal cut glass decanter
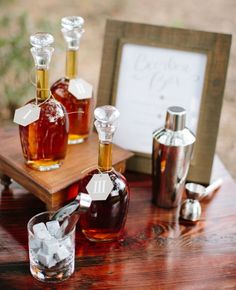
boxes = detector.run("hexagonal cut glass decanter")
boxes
[51,16,94,145]
[18,33,69,171]
[69,106,130,242]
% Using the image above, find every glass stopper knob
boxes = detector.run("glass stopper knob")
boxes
[94,106,120,142]
[61,16,84,30]
[61,16,84,50]
[30,32,54,69]
[94,105,120,124]
[30,32,54,48]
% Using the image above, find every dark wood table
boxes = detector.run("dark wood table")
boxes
[0,165,236,289]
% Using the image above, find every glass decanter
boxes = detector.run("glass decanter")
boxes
[51,16,94,144]
[18,33,69,171]
[69,106,130,242]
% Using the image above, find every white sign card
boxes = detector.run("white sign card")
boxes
[114,43,207,154]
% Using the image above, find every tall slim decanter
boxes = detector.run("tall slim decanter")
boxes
[70,106,130,242]
[15,33,69,171]
[51,16,94,144]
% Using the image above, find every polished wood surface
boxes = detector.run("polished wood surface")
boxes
[0,126,133,209]
[0,170,235,289]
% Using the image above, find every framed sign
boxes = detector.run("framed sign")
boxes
[97,19,231,184]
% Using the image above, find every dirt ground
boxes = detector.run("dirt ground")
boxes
[1,0,235,179]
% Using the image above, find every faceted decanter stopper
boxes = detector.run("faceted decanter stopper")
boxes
[30,32,54,69]
[94,105,120,142]
[61,16,85,50]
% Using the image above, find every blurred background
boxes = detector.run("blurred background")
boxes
[0,0,235,178]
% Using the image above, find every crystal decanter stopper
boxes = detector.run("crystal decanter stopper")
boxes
[61,16,84,50]
[69,105,130,242]
[30,32,54,70]
[51,16,94,145]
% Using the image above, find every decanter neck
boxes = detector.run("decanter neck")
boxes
[61,16,84,79]
[94,105,120,171]
[36,69,50,100]
[66,49,78,79]
[98,142,112,172]
[30,32,54,101]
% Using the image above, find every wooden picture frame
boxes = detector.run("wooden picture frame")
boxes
[97,19,231,184]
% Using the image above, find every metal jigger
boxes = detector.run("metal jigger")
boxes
[180,199,201,222]
[180,178,223,222]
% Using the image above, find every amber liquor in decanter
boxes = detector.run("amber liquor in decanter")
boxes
[69,106,130,242]
[15,33,69,171]
[51,16,94,144]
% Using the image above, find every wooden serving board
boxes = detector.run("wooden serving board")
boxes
[0,126,133,210]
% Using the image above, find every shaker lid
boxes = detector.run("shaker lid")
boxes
[165,106,186,131]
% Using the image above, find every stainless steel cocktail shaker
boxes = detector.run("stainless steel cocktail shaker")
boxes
[152,106,196,208]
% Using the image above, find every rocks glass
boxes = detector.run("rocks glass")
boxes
[27,211,75,283]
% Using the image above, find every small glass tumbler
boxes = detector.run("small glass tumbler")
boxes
[27,211,75,283]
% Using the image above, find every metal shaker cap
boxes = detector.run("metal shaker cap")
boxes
[165,106,186,131]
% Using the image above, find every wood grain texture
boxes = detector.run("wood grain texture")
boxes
[0,170,236,289]
[97,19,232,185]
[0,126,133,209]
